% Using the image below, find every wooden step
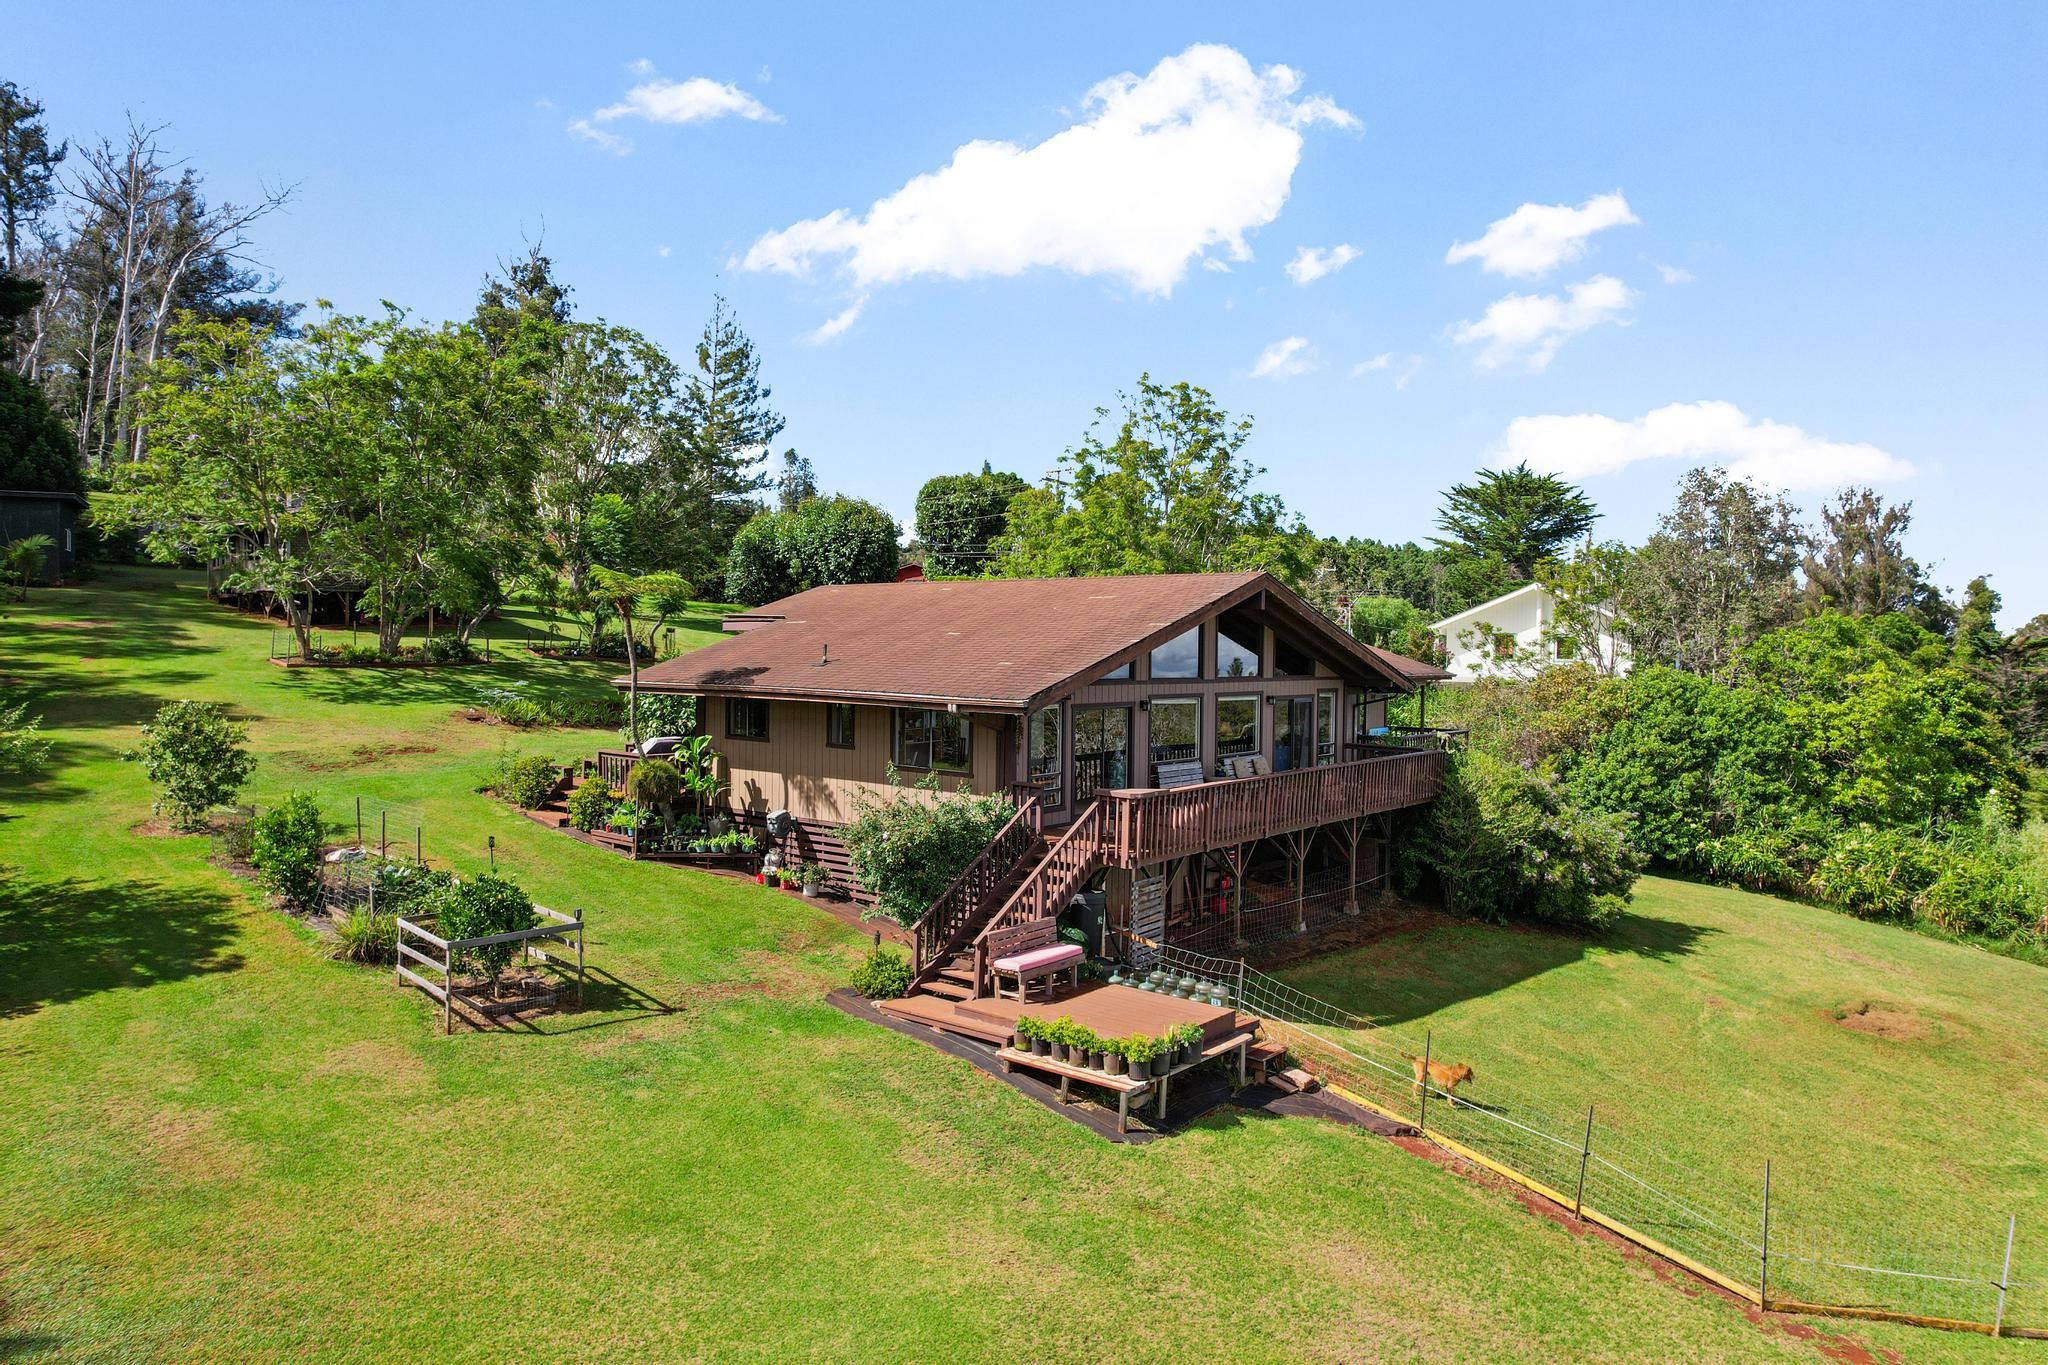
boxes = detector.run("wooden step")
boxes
[935,966,976,985]
[918,978,975,1001]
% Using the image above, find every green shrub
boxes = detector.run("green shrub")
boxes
[624,757,685,811]
[497,754,560,809]
[629,693,697,744]
[428,873,537,989]
[849,945,913,999]
[325,907,397,963]
[0,701,52,781]
[421,634,472,664]
[128,700,256,831]
[490,692,626,729]
[252,791,328,908]
[212,809,256,864]
[1402,751,1640,931]
[1807,826,1943,923]
[338,643,382,666]
[842,770,1018,925]
[567,780,620,832]
[369,862,453,920]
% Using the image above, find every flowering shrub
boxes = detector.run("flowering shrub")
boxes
[841,769,1017,925]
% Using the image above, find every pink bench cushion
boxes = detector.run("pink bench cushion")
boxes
[993,943,1084,975]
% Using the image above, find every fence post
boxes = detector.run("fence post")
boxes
[1419,1030,1432,1132]
[1996,1213,2016,1337]
[416,825,423,866]
[355,797,363,848]
[488,835,496,869]
[380,811,388,860]
[1759,1160,1772,1310]
[1574,1105,1595,1220]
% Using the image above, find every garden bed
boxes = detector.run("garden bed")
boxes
[269,654,484,670]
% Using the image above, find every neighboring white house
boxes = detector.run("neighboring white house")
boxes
[1429,582,1631,683]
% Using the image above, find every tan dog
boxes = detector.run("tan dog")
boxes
[1405,1054,1475,1107]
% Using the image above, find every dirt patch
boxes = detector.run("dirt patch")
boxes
[38,618,115,629]
[1828,1001,1930,1042]
[302,742,440,771]
[1243,897,1448,972]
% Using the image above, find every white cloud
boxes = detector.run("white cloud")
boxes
[571,67,780,152]
[739,44,1356,297]
[1286,242,1360,285]
[806,296,868,344]
[1452,274,1634,371]
[1351,352,1422,388]
[1202,257,1232,273]
[1656,262,1695,285]
[656,244,672,258]
[596,75,779,126]
[1446,191,1638,279]
[1251,336,1320,379]
[568,119,631,155]
[1497,400,1915,490]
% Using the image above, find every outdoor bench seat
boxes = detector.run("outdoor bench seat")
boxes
[985,919,1084,1002]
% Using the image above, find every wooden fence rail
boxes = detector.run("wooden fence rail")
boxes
[395,907,586,1034]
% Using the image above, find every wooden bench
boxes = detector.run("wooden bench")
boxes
[986,917,1084,1002]
[1154,760,1205,789]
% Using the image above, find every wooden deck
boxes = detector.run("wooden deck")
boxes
[1097,748,1444,868]
[881,980,1245,1048]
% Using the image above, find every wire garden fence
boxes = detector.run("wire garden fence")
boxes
[1157,945,2045,1341]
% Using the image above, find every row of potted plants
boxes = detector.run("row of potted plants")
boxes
[1010,1016,1207,1082]
[756,862,829,895]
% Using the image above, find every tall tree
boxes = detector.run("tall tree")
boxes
[914,462,1027,576]
[724,496,899,606]
[1432,462,1598,580]
[992,374,1314,583]
[0,81,64,274]
[680,294,778,499]
[0,365,79,492]
[775,449,817,512]
[473,240,573,357]
[1620,466,1806,680]
[118,317,350,658]
[1802,487,1945,626]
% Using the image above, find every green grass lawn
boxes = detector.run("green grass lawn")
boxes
[0,567,2025,1361]
[1278,877,2048,1329]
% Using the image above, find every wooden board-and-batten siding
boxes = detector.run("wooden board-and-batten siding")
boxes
[709,696,1007,826]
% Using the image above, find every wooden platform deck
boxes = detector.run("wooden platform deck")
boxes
[881,981,1239,1048]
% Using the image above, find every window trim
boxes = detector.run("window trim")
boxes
[1146,695,1202,770]
[1148,625,1203,681]
[725,697,771,742]
[1213,611,1264,680]
[891,707,974,774]
[825,702,857,749]
[1027,704,1064,808]
[1214,692,1262,759]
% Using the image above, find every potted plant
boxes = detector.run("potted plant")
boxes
[1049,1016,1079,1065]
[1011,1016,1036,1054]
[1125,1033,1157,1082]
[1103,1038,1127,1077]
[1027,1017,1051,1058]
[799,862,827,897]
[1175,1023,1203,1067]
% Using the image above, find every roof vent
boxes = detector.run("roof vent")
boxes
[817,643,830,666]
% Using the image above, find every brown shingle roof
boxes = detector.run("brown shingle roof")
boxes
[626,572,1432,709]
[631,573,1254,708]
[1361,643,1454,684]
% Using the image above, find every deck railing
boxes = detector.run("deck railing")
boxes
[1100,748,1444,869]
[590,749,638,790]
[971,799,1110,997]
[908,796,1043,976]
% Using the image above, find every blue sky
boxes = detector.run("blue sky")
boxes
[21,2,2048,619]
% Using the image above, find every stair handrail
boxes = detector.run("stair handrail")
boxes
[970,799,1110,997]
[907,795,1042,975]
